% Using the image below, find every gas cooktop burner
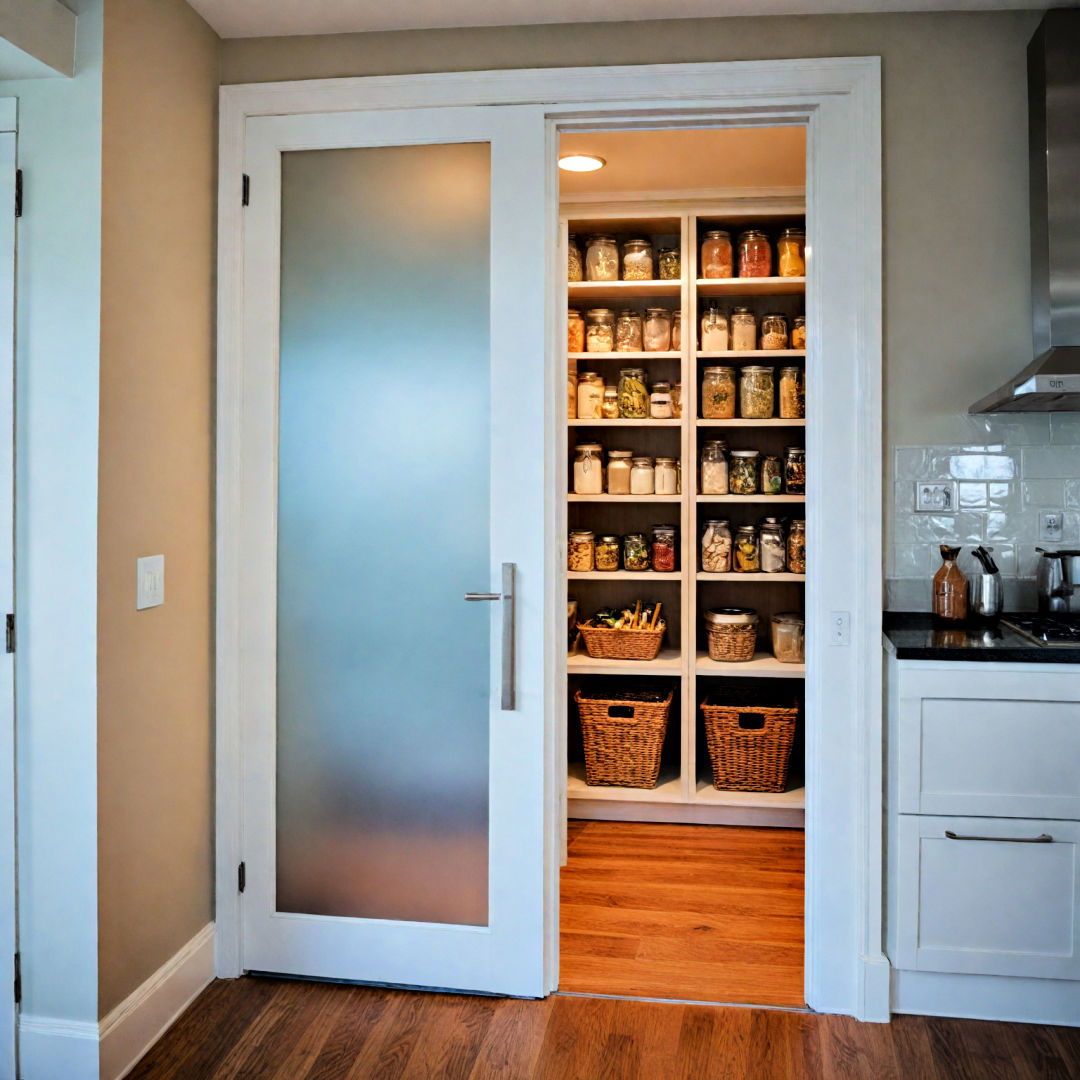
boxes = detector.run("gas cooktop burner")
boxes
[1001,614,1080,647]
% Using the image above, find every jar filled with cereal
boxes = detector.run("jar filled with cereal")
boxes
[730,307,757,351]
[568,530,595,572]
[585,308,615,352]
[701,519,732,573]
[617,368,649,418]
[585,235,618,281]
[791,315,806,350]
[622,238,654,281]
[777,228,805,277]
[568,235,583,282]
[701,366,736,419]
[760,313,789,350]
[700,439,728,495]
[643,308,672,352]
[734,525,761,572]
[737,229,772,278]
[729,449,760,495]
[615,309,643,352]
[658,247,680,280]
[701,305,729,351]
[701,230,733,278]
[606,449,633,495]
[595,535,621,572]
[779,366,805,418]
[787,519,806,574]
[651,525,677,572]
[623,533,650,572]
[739,365,775,419]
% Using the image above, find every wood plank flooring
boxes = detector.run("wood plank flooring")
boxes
[128,975,1080,1079]
[560,820,805,1006]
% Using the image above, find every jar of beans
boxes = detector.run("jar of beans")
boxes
[737,229,772,277]
[760,313,789,350]
[651,525,677,572]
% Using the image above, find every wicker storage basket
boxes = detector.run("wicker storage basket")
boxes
[701,694,799,792]
[575,684,672,788]
[578,623,664,662]
[705,622,757,662]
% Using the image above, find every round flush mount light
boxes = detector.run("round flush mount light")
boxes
[558,154,606,173]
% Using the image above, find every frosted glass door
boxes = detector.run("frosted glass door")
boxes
[238,105,547,996]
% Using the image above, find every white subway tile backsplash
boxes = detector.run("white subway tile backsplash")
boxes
[1065,479,1080,509]
[943,451,1020,480]
[986,482,1017,510]
[1050,415,1080,445]
[957,482,987,510]
[894,447,930,481]
[1020,445,1080,479]
[1021,479,1065,507]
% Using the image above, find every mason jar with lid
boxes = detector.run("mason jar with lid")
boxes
[700,230,733,278]
[701,366,736,419]
[650,381,674,419]
[572,443,603,494]
[701,519,732,573]
[739,365,775,419]
[622,238,654,281]
[595,535,621,572]
[700,440,729,495]
[585,308,615,352]
[737,229,772,278]
[784,446,806,494]
[729,449,760,495]
[643,308,672,352]
[779,366,805,418]
[671,311,682,351]
[787,519,806,573]
[615,310,643,352]
[606,449,633,495]
[617,368,648,418]
[655,457,679,495]
[623,533,650,572]
[651,525,677,572]
[730,307,757,351]
[585,235,619,281]
[630,456,655,495]
[734,525,761,572]
[568,235,583,282]
[759,519,786,573]
[576,371,604,419]
[791,315,807,350]
[568,308,585,353]
[701,305,729,351]
[761,454,783,495]
[760,313,789,350]
[601,385,620,419]
[568,529,595,572]
[777,228,806,277]
[658,247,680,280]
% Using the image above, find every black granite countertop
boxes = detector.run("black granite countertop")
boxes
[884,612,1080,664]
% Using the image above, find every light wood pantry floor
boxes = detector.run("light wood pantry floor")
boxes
[127,975,1080,1079]
[560,820,804,1007]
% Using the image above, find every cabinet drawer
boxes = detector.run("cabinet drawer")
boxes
[894,815,1080,980]
[898,689,1080,819]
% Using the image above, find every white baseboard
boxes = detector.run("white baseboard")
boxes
[99,923,215,1080]
[18,1014,99,1080]
[858,953,892,1023]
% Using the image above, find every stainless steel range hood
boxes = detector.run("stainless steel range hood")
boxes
[971,10,1080,414]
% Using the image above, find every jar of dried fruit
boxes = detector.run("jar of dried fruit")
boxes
[595,535,621,571]
[701,367,736,419]
[615,309,643,352]
[568,530,595,572]
[760,313,789,350]
[568,236,583,282]
[730,308,757,352]
[622,238,654,281]
[779,366,804,418]
[700,440,729,495]
[585,308,615,352]
[585,235,618,281]
[658,247,680,280]
[701,519,732,573]
[701,230,733,278]
[777,228,805,277]
[734,525,761,572]
[651,525,677,572]
[739,365,775,419]
[737,229,772,278]
[729,450,760,495]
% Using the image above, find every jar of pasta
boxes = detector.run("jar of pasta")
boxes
[568,236,583,282]
[791,315,806,350]
[730,308,757,352]
[701,305,729,352]
[729,449,760,495]
[567,357,577,419]
[568,309,585,353]
[760,313,789,350]
[671,311,682,351]
[787,519,806,573]
[738,230,772,278]
[779,366,805,418]
[617,368,648,418]
[585,309,615,352]
[568,530,595,572]
[615,310,643,352]
[655,457,679,495]
[658,247,680,280]
[623,533,650,571]
[739,365,775,419]
[701,230,733,278]
[651,525,677,572]
[572,444,603,494]
[576,372,604,419]
[643,308,672,352]
[602,385,620,419]
[734,525,761,572]
[701,366,736,419]
[630,456,655,495]
[595,535,621,572]
[585,235,618,281]
[784,446,806,494]
[759,519,786,573]
[622,238,653,281]
[777,228,805,277]
[761,455,783,495]
[606,450,633,495]
[650,381,674,419]
[700,440,728,495]
[701,519,732,573]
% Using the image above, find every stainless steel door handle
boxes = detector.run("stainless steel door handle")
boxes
[464,562,515,711]
[945,830,1053,843]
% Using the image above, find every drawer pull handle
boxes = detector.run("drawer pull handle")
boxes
[945,830,1053,844]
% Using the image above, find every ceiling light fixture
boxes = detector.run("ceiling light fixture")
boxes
[558,154,606,173]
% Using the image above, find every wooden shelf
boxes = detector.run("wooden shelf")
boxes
[569,571,683,581]
[569,280,681,299]
[696,651,805,678]
[696,572,805,582]
[569,419,682,427]
[568,763,683,803]
[696,418,805,428]
[568,649,682,676]
[697,350,805,359]
[696,277,805,297]
[693,781,806,810]
[569,493,682,503]
[569,351,680,361]
[696,494,806,504]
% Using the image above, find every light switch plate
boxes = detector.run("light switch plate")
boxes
[136,554,165,610]
[1039,510,1065,543]
[914,481,957,514]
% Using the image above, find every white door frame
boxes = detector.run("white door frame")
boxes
[216,57,886,1020]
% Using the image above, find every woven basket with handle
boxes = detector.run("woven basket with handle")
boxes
[701,695,799,792]
[575,686,672,788]
[578,623,664,661]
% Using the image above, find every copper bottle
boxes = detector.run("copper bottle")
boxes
[932,544,967,623]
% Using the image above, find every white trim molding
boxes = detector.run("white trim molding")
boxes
[18,1014,98,1080]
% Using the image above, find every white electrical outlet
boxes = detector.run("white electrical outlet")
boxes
[830,610,851,646]
[914,481,957,514]
[1039,510,1065,543]
[136,554,165,610]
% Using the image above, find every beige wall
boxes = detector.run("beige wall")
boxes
[98,0,219,1015]
[223,10,1042,455]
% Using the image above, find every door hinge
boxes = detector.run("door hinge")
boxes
[238,861,246,893]
[241,174,250,207]
[14,170,21,218]
[5,614,13,654]
[13,952,20,1005]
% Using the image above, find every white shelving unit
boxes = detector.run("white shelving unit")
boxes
[563,199,807,829]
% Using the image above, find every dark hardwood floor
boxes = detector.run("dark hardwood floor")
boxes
[129,975,1080,1079]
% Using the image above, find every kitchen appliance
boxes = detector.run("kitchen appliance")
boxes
[1035,548,1080,613]
[970,11,1080,413]
[1001,613,1080,647]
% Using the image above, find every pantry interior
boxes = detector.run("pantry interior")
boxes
[560,125,809,1007]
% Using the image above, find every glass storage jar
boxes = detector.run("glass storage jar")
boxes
[622,238,654,281]
[779,366,805,418]
[730,307,757,352]
[650,381,674,419]
[701,519,732,573]
[701,305,730,351]
[671,311,682,351]
[777,228,806,277]
[617,368,648,418]
[786,519,806,574]
[595,535,621,572]
[655,457,679,495]
[623,533,650,572]
[734,524,761,572]
[568,308,585,353]
[567,358,577,420]
[701,366,736,419]
[738,229,772,278]
[585,235,619,281]
[576,371,604,419]
[585,308,615,353]
[601,385,620,419]
[761,454,783,495]
[783,446,806,494]
[572,443,603,494]
[759,518,786,572]
[643,308,672,352]
[658,247,680,280]
[568,529,595,572]
[630,456,655,495]
[700,439,729,495]
[760,313,789,350]
[671,382,682,419]
[615,310,643,352]
[739,365,775,419]
[729,449,760,495]
[701,230,733,278]
[791,315,806,350]
[771,612,805,662]
[568,235,583,282]
[606,449,633,494]
[651,525,677,572]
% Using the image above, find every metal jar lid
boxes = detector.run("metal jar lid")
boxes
[704,607,758,625]
[730,449,760,458]
[703,230,731,239]
[772,612,805,626]
[574,442,603,452]
[742,365,775,374]
[585,308,615,317]
[607,449,633,459]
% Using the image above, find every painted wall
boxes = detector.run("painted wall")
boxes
[98,0,219,1017]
